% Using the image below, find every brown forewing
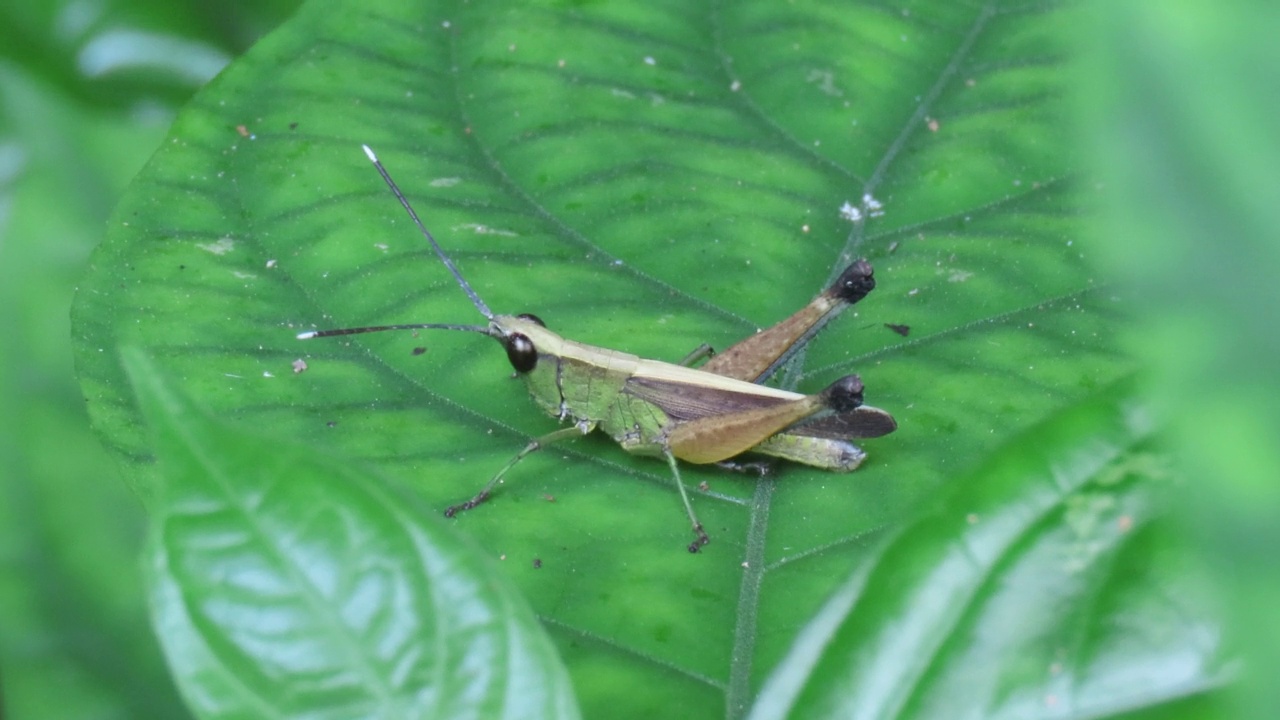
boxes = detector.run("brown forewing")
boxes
[622,376,793,422]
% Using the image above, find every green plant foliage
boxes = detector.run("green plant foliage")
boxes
[0,1,298,716]
[67,0,1226,717]
[123,347,579,719]
[1081,2,1280,718]
[750,384,1225,718]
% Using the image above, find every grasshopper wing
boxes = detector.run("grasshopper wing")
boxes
[622,375,797,422]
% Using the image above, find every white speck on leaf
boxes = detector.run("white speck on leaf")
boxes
[805,69,842,97]
[454,223,517,237]
[197,237,234,255]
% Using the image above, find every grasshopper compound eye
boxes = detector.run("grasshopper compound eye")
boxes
[504,333,538,373]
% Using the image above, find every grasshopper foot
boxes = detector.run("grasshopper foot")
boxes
[687,524,711,553]
[444,491,491,517]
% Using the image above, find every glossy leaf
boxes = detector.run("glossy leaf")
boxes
[124,347,578,719]
[750,384,1228,719]
[70,0,1187,717]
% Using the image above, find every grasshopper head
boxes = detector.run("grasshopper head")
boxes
[489,313,551,374]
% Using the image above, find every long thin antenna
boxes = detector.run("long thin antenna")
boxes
[297,323,488,340]
[362,144,494,319]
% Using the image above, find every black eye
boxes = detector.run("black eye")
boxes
[517,313,546,328]
[504,333,537,373]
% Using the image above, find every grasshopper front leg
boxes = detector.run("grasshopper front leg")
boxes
[445,422,594,517]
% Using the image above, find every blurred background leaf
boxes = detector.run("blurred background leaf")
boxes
[1079,2,1280,718]
[0,1,299,718]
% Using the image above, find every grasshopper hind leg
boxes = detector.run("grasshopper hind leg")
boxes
[444,424,592,517]
[750,433,868,472]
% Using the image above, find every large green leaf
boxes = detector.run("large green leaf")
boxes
[124,347,578,719]
[750,383,1227,719]
[71,0,1211,717]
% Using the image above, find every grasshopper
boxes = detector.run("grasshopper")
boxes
[299,146,896,552]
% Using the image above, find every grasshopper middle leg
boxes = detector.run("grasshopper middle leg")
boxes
[663,449,712,553]
[677,343,716,368]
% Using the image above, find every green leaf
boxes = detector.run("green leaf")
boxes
[123,347,578,719]
[1081,2,1280,717]
[750,383,1228,719]
[71,0,1178,716]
